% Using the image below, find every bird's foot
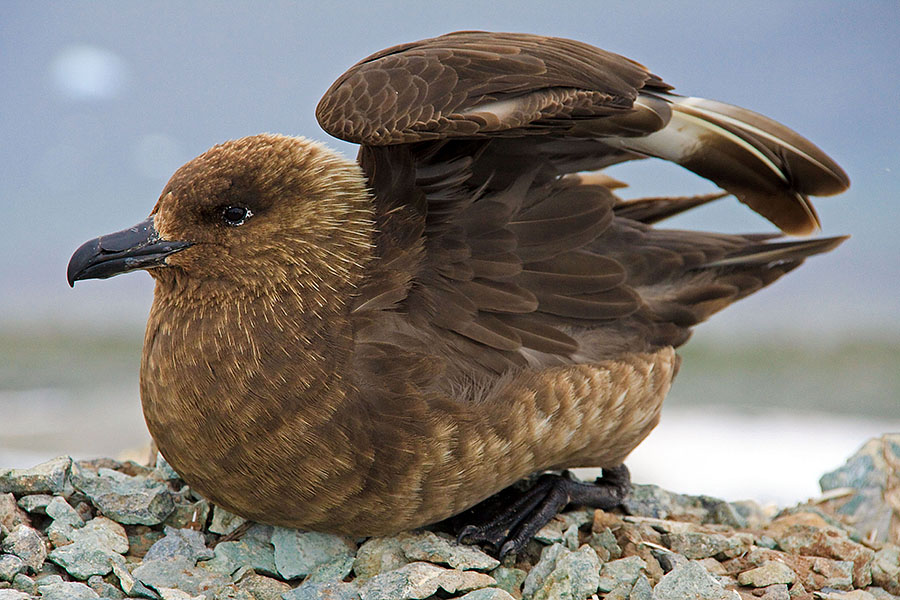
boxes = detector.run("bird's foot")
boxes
[454,465,631,558]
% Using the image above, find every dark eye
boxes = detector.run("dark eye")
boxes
[222,206,252,226]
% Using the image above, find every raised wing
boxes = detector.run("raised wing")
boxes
[317,31,848,234]
[318,32,848,391]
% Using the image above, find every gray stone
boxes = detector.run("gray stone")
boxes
[204,524,276,577]
[207,506,246,536]
[70,466,174,526]
[87,574,125,599]
[0,555,25,581]
[532,544,600,600]
[522,543,568,598]
[400,531,499,571]
[652,549,688,574]
[153,453,182,482]
[231,572,291,600]
[16,495,53,515]
[45,496,83,527]
[358,562,495,600]
[597,555,647,593]
[872,544,900,594]
[47,516,128,579]
[630,574,653,600]
[36,579,100,600]
[0,457,72,496]
[0,525,46,572]
[756,583,790,600]
[10,573,35,595]
[774,525,874,588]
[144,527,213,563]
[533,510,594,545]
[163,498,210,530]
[271,528,355,580]
[0,589,31,600]
[459,588,516,600]
[0,495,29,533]
[819,434,900,543]
[284,580,360,600]
[304,554,356,584]
[353,537,409,581]
[663,532,752,560]
[588,527,622,561]
[489,566,526,598]
[866,588,900,600]
[651,561,739,600]
[737,561,796,587]
[624,485,749,529]
[131,527,228,597]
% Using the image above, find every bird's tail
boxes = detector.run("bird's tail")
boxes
[607,92,850,235]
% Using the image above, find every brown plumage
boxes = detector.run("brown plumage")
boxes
[67,32,849,552]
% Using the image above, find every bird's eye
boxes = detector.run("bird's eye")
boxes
[222,206,252,227]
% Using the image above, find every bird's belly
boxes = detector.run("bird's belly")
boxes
[142,347,677,535]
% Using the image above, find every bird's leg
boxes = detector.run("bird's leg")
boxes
[454,465,631,558]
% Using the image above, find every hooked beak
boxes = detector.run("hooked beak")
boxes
[67,216,192,287]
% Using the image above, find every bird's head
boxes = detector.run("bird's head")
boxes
[67,134,374,298]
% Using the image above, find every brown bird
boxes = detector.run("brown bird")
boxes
[67,32,849,556]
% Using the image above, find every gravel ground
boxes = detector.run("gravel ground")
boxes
[0,435,897,600]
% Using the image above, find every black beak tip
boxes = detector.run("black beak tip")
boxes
[67,237,102,287]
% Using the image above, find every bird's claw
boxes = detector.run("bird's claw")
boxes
[453,466,632,558]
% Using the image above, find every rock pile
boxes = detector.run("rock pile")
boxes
[0,435,897,600]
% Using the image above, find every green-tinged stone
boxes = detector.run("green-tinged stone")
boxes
[87,574,125,599]
[208,506,247,536]
[400,531,499,571]
[532,545,600,600]
[663,531,752,560]
[1,525,46,572]
[588,527,622,561]
[203,525,276,577]
[271,528,355,580]
[353,537,409,581]
[283,580,360,600]
[489,566,526,598]
[71,466,174,526]
[0,555,25,582]
[36,579,100,600]
[16,494,53,515]
[358,561,495,600]
[459,588,516,600]
[48,517,129,579]
[304,554,355,584]
[0,457,72,496]
[652,561,739,600]
[597,555,647,593]
[522,543,568,598]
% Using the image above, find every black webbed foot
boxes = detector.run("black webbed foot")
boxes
[451,465,631,558]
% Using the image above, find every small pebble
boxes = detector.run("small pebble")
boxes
[737,561,796,587]
[70,466,174,525]
[0,525,46,572]
[0,457,72,496]
[15,494,53,515]
[271,528,355,580]
[0,555,25,582]
[652,561,739,600]
[36,579,100,600]
[399,531,499,571]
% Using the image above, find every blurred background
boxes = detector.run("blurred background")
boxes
[2,1,898,507]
